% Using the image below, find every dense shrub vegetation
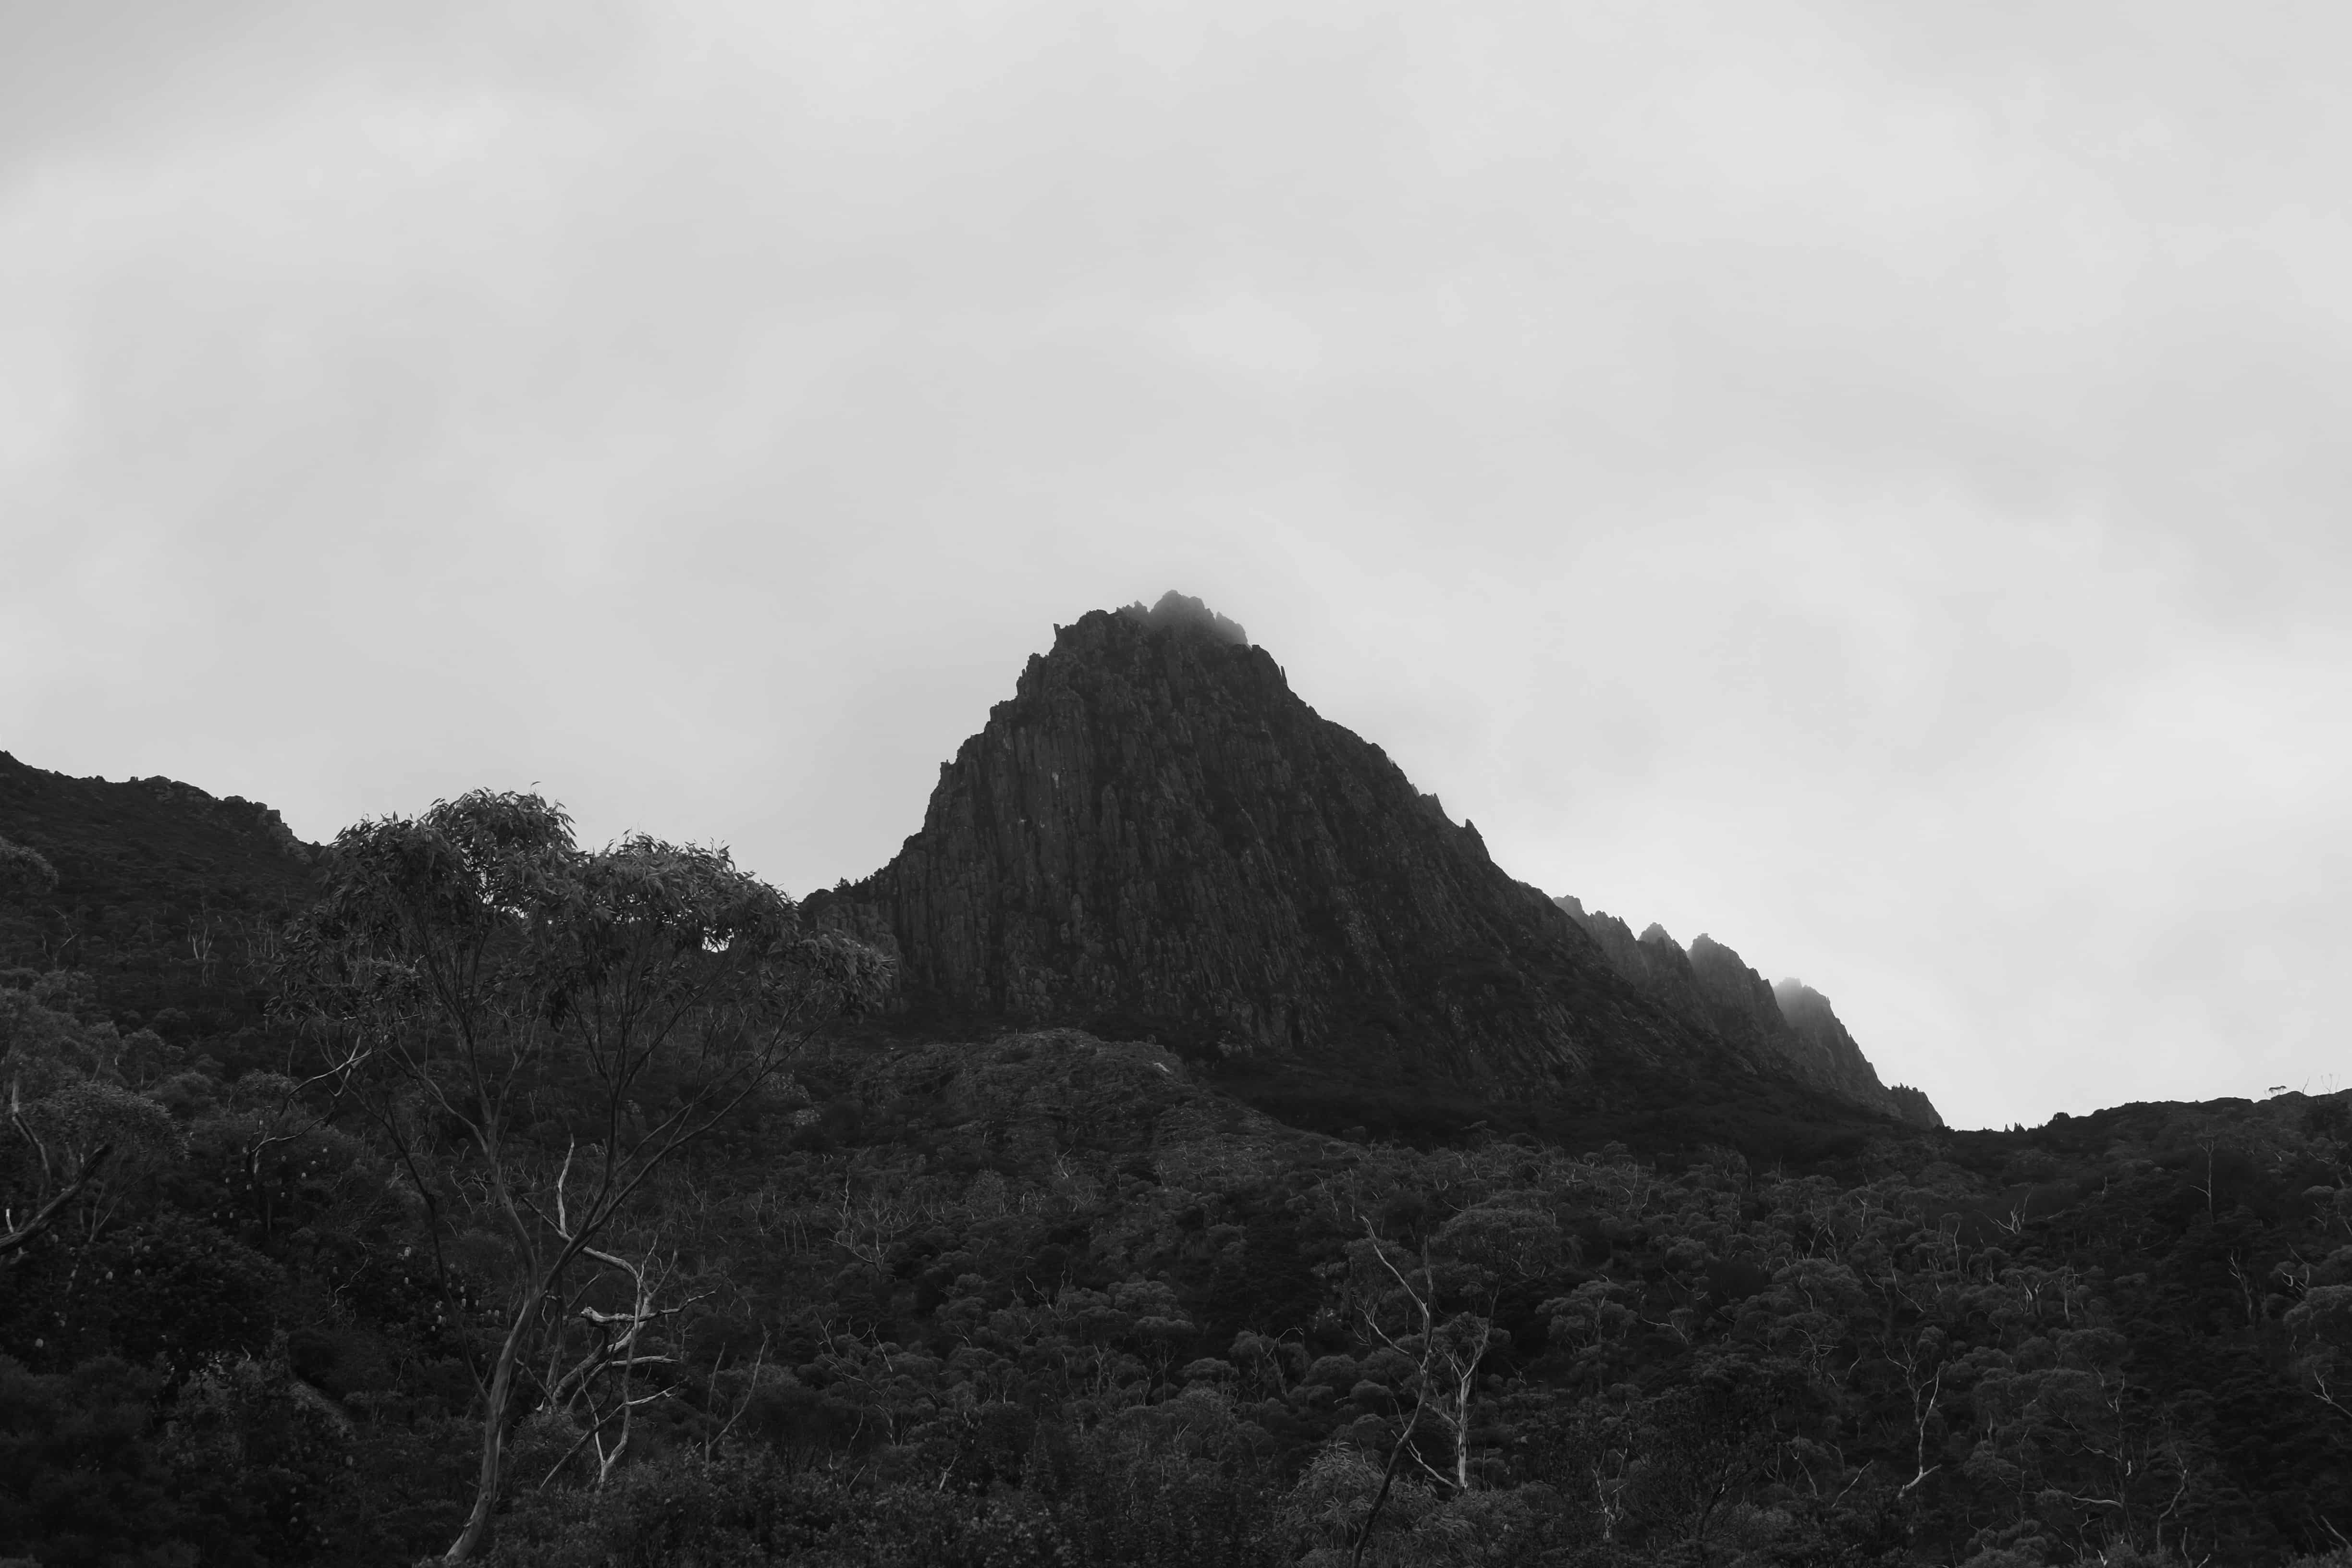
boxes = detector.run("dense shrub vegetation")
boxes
[2,804,2350,1566]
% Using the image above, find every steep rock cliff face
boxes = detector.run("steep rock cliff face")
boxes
[1555,893,1942,1128]
[1555,900,1715,1035]
[809,595,1699,1086]
[1689,935,1806,1066]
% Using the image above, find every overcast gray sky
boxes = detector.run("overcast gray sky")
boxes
[6,0,2349,1129]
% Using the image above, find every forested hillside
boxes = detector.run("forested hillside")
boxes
[4,616,2351,1567]
[4,935,2349,1564]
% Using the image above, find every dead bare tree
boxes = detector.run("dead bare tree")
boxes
[1346,1218,1500,1565]
[1885,1329,1946,1497]
[534,1222,700,1488]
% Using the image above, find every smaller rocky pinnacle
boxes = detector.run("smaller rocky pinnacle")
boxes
[1119,590,1249,647]
[1554,893,1943,1129]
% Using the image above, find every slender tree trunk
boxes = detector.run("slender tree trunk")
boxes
[1454,1364,1475,1491]
[444,1295,540,1562]
[1352,1399,1424,1568]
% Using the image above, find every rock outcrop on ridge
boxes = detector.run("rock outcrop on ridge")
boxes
[810,591,1933,1123]
[1556,894,1941,1127]
[0,751,318,914]
[0,750,324,1020]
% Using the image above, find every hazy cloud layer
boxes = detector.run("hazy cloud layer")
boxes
[7,0,2350,1127]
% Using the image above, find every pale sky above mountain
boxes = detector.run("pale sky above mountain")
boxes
[6,0,2350,1129]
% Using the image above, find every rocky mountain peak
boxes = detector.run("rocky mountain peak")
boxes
[808,596,1938,1127]
[808,598,1696,1086]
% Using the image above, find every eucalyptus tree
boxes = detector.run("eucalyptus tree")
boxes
[276,790,891,1562]
[0,833,57,902]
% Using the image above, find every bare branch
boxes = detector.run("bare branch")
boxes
[0,1143,113,1258]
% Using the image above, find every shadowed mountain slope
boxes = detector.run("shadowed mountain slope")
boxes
[809,592,1927,1128]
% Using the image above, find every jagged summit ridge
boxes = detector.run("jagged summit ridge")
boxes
[1119,589,1249,647]
[1555,894,1940,1127]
